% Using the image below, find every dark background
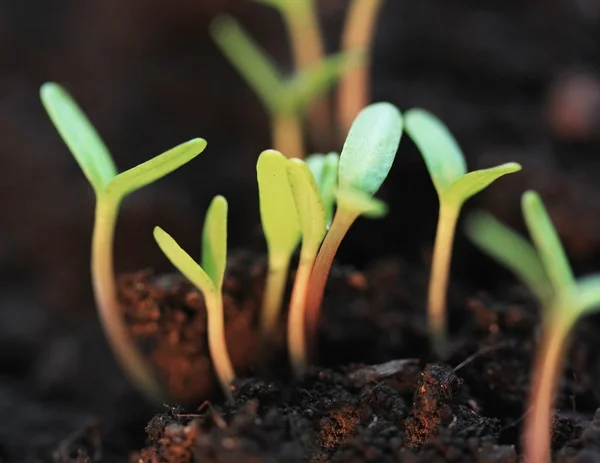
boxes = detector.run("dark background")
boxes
[1,0,600,460]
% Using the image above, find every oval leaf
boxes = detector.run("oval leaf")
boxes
[202,195,228,290]
[306,152,339,226]
[154,227,215,297]
[404,109,466,196]
[105,138,206,201]
[257,150,301,258]
[445,162,522,206]
[336,186,388,218]
[40,82,117,195]
[287,159,327,255]
[338,102,403,195]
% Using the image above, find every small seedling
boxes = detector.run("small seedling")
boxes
[256,150,301,340]
[404,109,521,355]
[154,196,235,401]
[304,102,403,354]
[40,82,206,402]
[465,191,600,463]
[306,152,339,227]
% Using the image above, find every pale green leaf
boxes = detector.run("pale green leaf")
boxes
[338,102,402,195]
[40,82,117,195]
[574,274,600,315]
[445,163,522,206]
[104,138,206,201]
[522,191,575,298]
[287,159,327,255]
[464,211,553,305]
[336,186,388,218]
[257,149,301,258]
[404,109,466,196]
[202,196,228,290]
[154,227,215,297]
[306,152,339,226]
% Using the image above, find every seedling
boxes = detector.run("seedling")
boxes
[40,82,206,402]
[306,152,339,227]
[154,196,235,401]
[256,150,301,340]
[465,191,600,463]
[404,109,521,355]
[304,102,403,354]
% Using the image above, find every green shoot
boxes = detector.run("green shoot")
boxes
[154,196,235,401]
[337,0,385,135]
[306,152,339,227]
[465,191,600,463]
[404,108,521,356]
[257,150,301,340]
[40,82,206,402]
[286,159,327,376]
[304,102,403,353]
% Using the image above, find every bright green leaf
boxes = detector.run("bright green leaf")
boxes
[465,211,553,305]
[522,191,575,298]
[287,159,327,255]
[338,102,403,195]
[153,227,215,296]
[306,152,339,226]
[336,186,388,218]
[404,108,466,195]
[574,274,600,315]
[202,196,228,290]
[445,163,522,206]
[257,149,301,258]
[104,138,207,201]
[40,82,117,194]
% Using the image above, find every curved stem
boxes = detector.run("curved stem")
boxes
[523,315,572,463]
[206,291,235,401]
[288,255,315,377]
[260,254,292,340]
[428,202,460,357]
[272,111,304,159]
[92,198,162,401]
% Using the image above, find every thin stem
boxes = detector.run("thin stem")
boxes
[304,207,358,353]
[337,0,383,136]
[272,111,304,159]
[92,198,162,401]
[206,290,235,402]
[260,254,292,340]
[523,314,572,463]
[428,201,460,357]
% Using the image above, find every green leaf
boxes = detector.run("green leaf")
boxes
[522,191,575,298]
[210,15,283,113]
[306,152,339,226]
[404,109,466,196]
[154,227,215,296]
[202,196,228,290]
[445,163,522,206]
[104,138,206,201]
[574,274,600,315]
[257,150,301,259]
[336,186,388,218]
[338,102,403,196]
[40,82,117,195]
[286,159,327,255]
[464,211,553,305]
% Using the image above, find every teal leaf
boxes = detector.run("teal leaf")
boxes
[336,186,388,218]
[306,152,339,226]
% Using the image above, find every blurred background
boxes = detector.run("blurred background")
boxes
[1,0,600,460]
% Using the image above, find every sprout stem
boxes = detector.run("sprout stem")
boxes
[305,207,359,353]
[428,202,460,357]
[273,112,304,159]
[206,291,235,402]
[92,199,162,402]
[288,256,315,377]
[260,254,292,340]
[523,314,572,463]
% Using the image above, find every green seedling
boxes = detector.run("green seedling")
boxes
[306,152,339,227]
[154,196,235,401]
[404,109,521,355]
[465,191,600,463]
[40,82,206,402]
[286,159,328,375]
[257,150,301,340]
[304,102,403,353]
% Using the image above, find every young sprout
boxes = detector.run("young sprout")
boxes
[304,102,403,353]
[210,15,360,159]
[257,150,301,340]
[154,196,235,401]
[40,82,206,402]
[286,158,327,375]
[404,109,521,355]
[465,191,600,463]
[306,152,339,227]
